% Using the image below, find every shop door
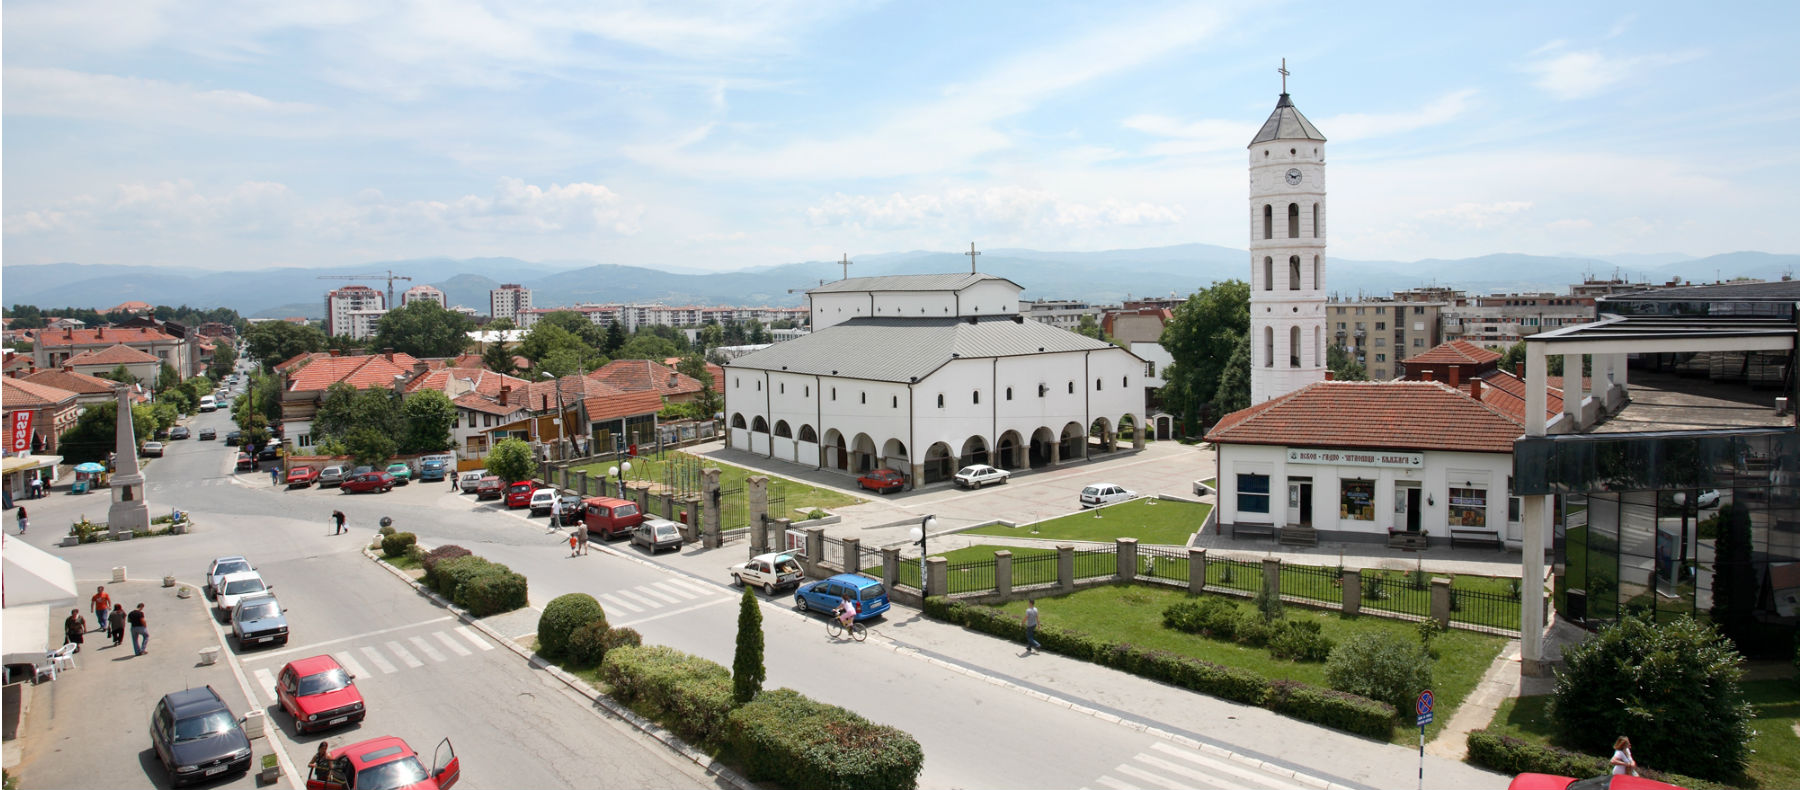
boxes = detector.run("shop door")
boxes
[1406,488,1422,532]
[1288,481,1313,526]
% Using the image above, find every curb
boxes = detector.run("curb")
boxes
[361,547,757,790]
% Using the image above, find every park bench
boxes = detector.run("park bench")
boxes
[1449,528,1503,550]
[1231,522,1277,541]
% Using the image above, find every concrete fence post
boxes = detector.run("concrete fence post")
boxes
[804,528,825,578]
[686,495,708,547]
[881,547,900,591]
[1057,544,1075,592]
[1262,557,1282,598]
[771,518,792,555]
[995,550,1014,598]
[842,537,861,574]
[701,468,721,546]
[1431,577,1452,627]
[925,556,948,598]
[1188,548,1207,593]
[1116,538,1139,582]
[749,506,769,555]
[1342,569,1362,615]
[576,470,589,497]
[747,475,769,531]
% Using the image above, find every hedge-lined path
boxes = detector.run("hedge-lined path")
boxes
[1426,640,1522,759]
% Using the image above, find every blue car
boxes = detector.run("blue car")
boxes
[419,459,449,481]
[794,573,890,621]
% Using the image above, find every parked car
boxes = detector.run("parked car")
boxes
[235,453,254,470]
[169,426,191,440]
[225,430,242,446]
[857,468,907,494]
[205,556,254,600]
[458,470,488,493]
[1080,482,1139,508]
[275,655,366,734]
[150,686,253,786]
[285,466,320,488]
[317,465,349,488]
[729,552,804,594]
[557,493,584,526]
[230,594,288,648]
[1672,490,1721,509]
[198,427,217,441]
[385,463,412,485]
[340,472,396,494]
[418,458,449,482]
[306,736,460,790]
[1507,774,1685,790]
[474,476,504,500]
[581,496,643,539]
[257,443,280,461]
[215,571,272,613]
[505,481,538,509]
[953,464,1010,489]
[141,441,166,457]
[794,573,891,621]
[630,518,684,553]
[528,488,558,516]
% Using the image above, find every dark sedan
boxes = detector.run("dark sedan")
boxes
[150,686,252,786]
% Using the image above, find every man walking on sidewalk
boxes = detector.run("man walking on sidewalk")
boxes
[1022,599,1041,655]
[91,586,111,633]
[129,603,149,656]
[331,510,346,535]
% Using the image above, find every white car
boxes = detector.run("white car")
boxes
[459,470,489,493]
[729,552,804,594]
[1080,483,1139,508]
[205,556,254,599]
[141,441,165,457]
[215,571,272,613]
[953,464,1011,489]
[1672,490,1721,509]
[528,488,558,516]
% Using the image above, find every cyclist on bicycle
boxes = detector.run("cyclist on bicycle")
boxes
[835,594,858,632]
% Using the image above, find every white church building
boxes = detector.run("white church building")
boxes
[723,273,1148,487]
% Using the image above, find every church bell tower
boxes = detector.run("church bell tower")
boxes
[1248,60,1329,404]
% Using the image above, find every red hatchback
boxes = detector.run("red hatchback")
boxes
[857,468,907,494]
[505,481,538,509]
[306,736,459,790]
[341,472,396,494]
[286,466,320,488]
[275,655,365,734]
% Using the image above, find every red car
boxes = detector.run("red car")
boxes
[236,452,255,470]
[306,736,459,790]
[505,481,538,509]
[286,466,320,488]
[341,472,396,494]
[1508,774,1686,790]
[275,655,365,734]
[857,468,906,494]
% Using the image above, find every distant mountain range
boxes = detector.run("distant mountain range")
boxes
[5,247,1795,320]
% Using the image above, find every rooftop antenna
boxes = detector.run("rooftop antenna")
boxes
[965,242,980,274]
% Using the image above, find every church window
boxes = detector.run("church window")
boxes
[860,392,866,404]
[1264,327,1274,367]
[937,394,944,408]
[733,377,739,389]
[831,387,836,401]
[1313,255,1320,288]
[1095,378,1102,391]
[1122,376,1128,388]
[1312,203,1320,237]
[1287,203,1299,238]
[1262,205,1272,240]
[892,396,898,408]
[1006,387,1013,400]
[805,386,810,397]
[1263,257,1273,291]
[1289,327,1301,368]
[973,390,980,404]
[1289,256,1301,290]
[756,380,761,391]
[1067,381,1074,394]
[1314,326,1323,367]
[1289,147,1296,155]
[779,383,784,394]
[1038,384,1047,398]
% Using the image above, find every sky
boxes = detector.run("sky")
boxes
[5,1,1798,273]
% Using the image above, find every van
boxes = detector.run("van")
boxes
[581,496,644,539]
[198,395,217,412]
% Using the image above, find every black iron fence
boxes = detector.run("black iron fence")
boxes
[1138,545,1188,584]
[944,557,998,595]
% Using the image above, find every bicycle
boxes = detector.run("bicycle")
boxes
[826,616,866,642]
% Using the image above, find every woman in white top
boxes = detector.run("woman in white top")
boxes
[1610,735,1637,776]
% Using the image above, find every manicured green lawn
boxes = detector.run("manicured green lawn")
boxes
[873,544,1115,592]
[573,450,864,513]
[986,584,1503,745]
[1489,680,1800,789]
[964,498,1209,545]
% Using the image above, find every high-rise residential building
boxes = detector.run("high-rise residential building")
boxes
[401,285,447,309]
[325,285,385,337]
[490,284,532,321]
[1326,298,1445,381]
[1248,80,1328,404]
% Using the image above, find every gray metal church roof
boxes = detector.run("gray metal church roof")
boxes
[808,272,1021,294]
[725,316,1126,382]
[1248,93,1327,146]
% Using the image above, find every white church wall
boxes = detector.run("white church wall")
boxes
[810,293,875,330]
[871,291,956,320]
[961,280,1021,317]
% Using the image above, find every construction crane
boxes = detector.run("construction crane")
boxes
[318,270,415,309]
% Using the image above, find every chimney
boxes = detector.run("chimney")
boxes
[1469,379,1483,402]
[1514,362,1524,378]
[329,349,341,357]
[384,348,395,362]
[1324,371,1334,381]
[63,364,73,373]
[1422,370,1435,382]
[65,327,74,339]
[1449,366,1461,388]
[500,385,511,403]
[96,327,104,339]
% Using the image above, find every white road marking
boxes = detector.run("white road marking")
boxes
[1095,776,1141,790]
[385,640,423,669]
[407,635,446,663]
[252,668,278,704]
[651,580,701,600]
[611,588,661,610]
[611,596,733,629]
[238,615,456,663]
[432,631,471,657]
[1114,763,1190,790]
[596,593,643,614]
[358,645,397,674]
[336,653,368,679]
[660,577,712,597]
[635,584,682,604]
[454,626,494,651]
[1146,742,1303,790]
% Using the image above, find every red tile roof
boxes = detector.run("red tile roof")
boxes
[275,351,326,373]
[525,376,621,412]
[1205,381,1524,454]
[406,366,530,398]
[589,359,701,396]
[453,391,528,416]
[2,378,80,409]
[1401,340,1501,366]
[582,390,666,422]
[64,344,160,366]
[1464,371,1565,422]
[286,356,413,392]
[36,326,177,347]
[22,369,121,396]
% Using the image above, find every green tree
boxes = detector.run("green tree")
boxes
[678,355,722,420]
[1499,340,1526,376]
[615,334,681,361]
[150,402,180,434]
[535,311,608,349]
[101,364,140,386]
[486,317,517,332]
[238,413,272,450]
[1551,615,1752,780]
[486,438,535,484]
[533,347,590,379]
[207,343,238,381]
[1709,502,1757,644]
[603,321,627,355]
[732,586,765,705]
[373,300,475,358]
[722,321,747,346]
[519,324,592,368]
[1159,280,1250,436]
[696,323,723,352]
[482,342,520,375]
[1211,334,1252,417]
[350,387,404,438]
[243,321,327,370]
[56,402,155,464]
[745,318,769,345]
[1327,344,1368,381]
[311,383,361,439]
[155,362,181,394]
[342,426,397,468]
[1075,314,1125,347]
[400,389,457,454]
[160,386,196,415]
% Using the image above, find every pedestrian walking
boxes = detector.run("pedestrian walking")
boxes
[63,609,86,653]
[331,510,346,535]
[449,470,459,490]
[270,465,281,485]
[108,604,126,646]
[16,506,26,535]
[576,525,588,556]
[569,531,579,557]
[29,477,43,499]
[91,586,112,633]
[1611,736,1639,776]
[1022,599,1041,654]
[128,603,149,656]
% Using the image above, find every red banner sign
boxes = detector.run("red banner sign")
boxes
[9,410,33,453]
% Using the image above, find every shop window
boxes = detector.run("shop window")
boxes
[1237,474,1270,514]
[1449,487,1487,527]
[1340,479,1375,521]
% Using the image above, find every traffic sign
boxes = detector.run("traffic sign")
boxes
[1416,690,1434,726]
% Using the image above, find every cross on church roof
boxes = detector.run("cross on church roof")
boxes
[838,253,852,281]
[1279,57,1289,93]
[966,242,980,274]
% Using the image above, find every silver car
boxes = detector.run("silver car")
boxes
[459,469,489,493]
[317,465,349,488]
[230,595,288,648]
[631,518,684,554]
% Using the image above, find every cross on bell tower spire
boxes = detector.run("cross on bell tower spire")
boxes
[966,242,980,274]
[1279,58,1290,93]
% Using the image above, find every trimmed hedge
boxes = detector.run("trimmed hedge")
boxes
[602,646,735,744]
[1095,643,1270,705]
[381,531,417,558]
[1464,730,1728,790]
[727,688,924,790]
[420,545,472,578]
[566,621,611,666]
[1269,680,1394,739]
[429,554,528,616]
[539,594,606,659]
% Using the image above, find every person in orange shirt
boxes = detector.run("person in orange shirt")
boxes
[91,586,112,633]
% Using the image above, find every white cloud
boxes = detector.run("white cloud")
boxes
[1545,218,1594,232]
[806,186,1183,232]
[1121,88,1476,155]
[1524,49,1701,100]
[1416,201,1533,229]
[3,67,317,129]
[1121,115,1258,155]
[332,178,643,236]
[1320,89,1478,142]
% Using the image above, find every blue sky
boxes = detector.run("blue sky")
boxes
[5,1,1797,272]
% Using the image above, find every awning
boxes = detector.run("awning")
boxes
[2,455,62,474]
[1,534,77,608]
[1,605,51,669]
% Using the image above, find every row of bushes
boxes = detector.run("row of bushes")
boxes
[414,543,528,616]
[926,597,1395,739]
[1163,597,1335,661]
[536,594,642,669]
[601,645,924,789]
[1465,731,1722,790]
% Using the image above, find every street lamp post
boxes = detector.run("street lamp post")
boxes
[608,462,631,498]
[541,372,568,460]
[910,514,936,596]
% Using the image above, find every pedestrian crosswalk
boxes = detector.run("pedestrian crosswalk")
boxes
[247,624,496,704]
[1086,741,1337,790]
[595,578,714,617]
